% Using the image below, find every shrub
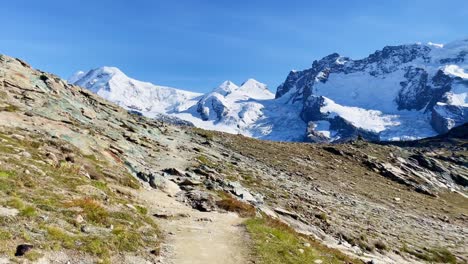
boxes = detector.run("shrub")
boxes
[216,197,256,217]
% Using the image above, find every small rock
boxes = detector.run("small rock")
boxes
[162,168,185,176]
[179,178,202,186]
[81,107,96,119]
[126,204,137,211]
[274,207,299,220]
[150,248,160,256]
[20,151,31,158]
[81,225,91,233]
[15,244,33,256]
[65,154,75,163]
[394,197,401,202]
[314,260,323,264]
[0,207,19,217]
[46,152,58,164]
[75,214,85,224]
[196,217,213,222]
[298,248,304,254]
[303,242,311,247]
[11,134,25,141]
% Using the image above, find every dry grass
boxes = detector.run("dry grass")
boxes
[65,198,109,225]
[216,196,256,217]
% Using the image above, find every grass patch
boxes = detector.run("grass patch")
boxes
[245,217,361,264]
[111,226,143,251]
[25,250,43,261]
[402,244,457,264]
[193,128,216,141]
[7,197,25,209]
[216,196,256,217]
[118,174,140,189]
[196,155,217,167]
[20,206,37,218]
[65,198,109,225]
[1,104,19,112]
[135,205,148,215]
[0,170,15,178]
[0,229,12,240]
[46,226,77,249]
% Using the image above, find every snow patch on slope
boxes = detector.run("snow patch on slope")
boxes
[320,97,399,133]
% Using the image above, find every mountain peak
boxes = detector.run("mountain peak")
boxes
[213,80,239,96]
[94,66,127,78]
[240,78,267,89]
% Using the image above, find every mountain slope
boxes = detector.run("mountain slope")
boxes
[1,54,467,263]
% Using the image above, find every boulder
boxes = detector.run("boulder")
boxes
[162,168,185,176]
[185,190,216,212]
[15,244,33,257]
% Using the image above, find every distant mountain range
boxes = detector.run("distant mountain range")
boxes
[70,38,468,142]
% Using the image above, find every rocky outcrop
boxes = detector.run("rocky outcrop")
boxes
[196,93,229,121]
[431,103,468,133]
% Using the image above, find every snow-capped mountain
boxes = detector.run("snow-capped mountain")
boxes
[276,38,468,142]
[71,67,202,114]
[69,67,293,138]
[70,38,468,142]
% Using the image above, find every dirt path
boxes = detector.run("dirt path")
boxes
[136,188,252,264]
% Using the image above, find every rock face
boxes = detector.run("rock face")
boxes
[276,39,468,142]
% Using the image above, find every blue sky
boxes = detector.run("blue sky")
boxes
[2,0,467,93]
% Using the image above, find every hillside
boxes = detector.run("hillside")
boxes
[0,54,467,263]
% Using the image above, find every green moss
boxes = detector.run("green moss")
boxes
[91,180,109,192]
[1,104,19,112]
[25,250,43,261]
[46,226,77,249]
[0,229,12,240]
[20,206,37,218]
[0,170,15,178]
[7,197,25,209]
[135,205,148,215]
[111,227,143,252]
[110,211,138,225]
[81,237,109,256]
